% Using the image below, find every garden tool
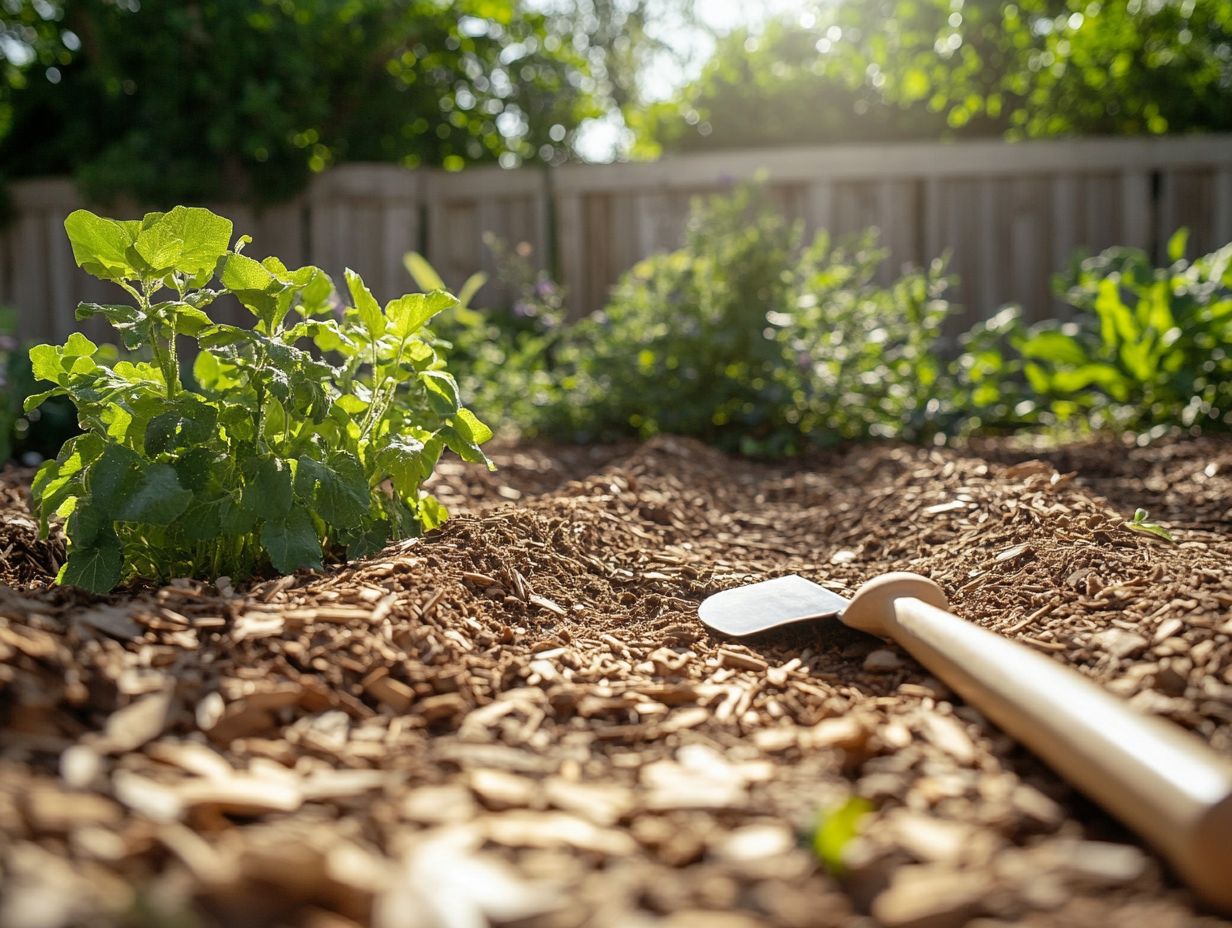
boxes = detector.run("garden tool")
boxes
[698,572,1232,912]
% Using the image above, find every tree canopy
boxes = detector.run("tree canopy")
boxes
[0,0,607,204]
[637,0,1232,156]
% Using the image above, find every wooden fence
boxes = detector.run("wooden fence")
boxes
[5,135,1232,344]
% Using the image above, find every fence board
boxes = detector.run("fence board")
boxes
[4,135,1232,343]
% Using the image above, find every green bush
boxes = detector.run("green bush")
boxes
[996,232,1232,434]
[27,206,491,593]
[536,185,955,455]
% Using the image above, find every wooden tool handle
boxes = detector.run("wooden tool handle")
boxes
[844,572,1232,912]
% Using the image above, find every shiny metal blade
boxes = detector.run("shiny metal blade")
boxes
[698,574,851,637]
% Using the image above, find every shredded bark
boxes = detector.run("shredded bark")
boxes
[1,435,1230,928]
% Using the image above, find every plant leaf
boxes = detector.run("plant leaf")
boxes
[115,463,193,525]
[244,457,293,521]
[343,518,390,560]
[260,505,322,573]
[294,451,368,529]
[386,290,457,339]
[812,796,873,876]
[64,210,138,281]
[60,533,124,593]
[346,268,386,339]
[1124,508,1176,543]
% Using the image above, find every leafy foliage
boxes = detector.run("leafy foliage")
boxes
[972,232,1232,435]
[532,184,954,455]
[0,0,602,204]
[640,0,1232,156]
[28,206,491,593]
[409,235,567,431]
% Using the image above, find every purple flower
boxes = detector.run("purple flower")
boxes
[512,300,534,319]
[0,335,17,352]
[535,279,556,299]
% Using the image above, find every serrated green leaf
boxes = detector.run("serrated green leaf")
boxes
[76,303,153,350]
[343,518,390,560]
[174,447,221,492]
[115,463,193,524]
[452,408,493,445]
[170,304,215,336]
[31,434,103,525]
[64,210,138,281]
[62,331,98,358]
[220,253,283,328]
[144,396,217,456]
[87,443,145,515]
[60,534,124,593]
[294,451,368,529]
[23,388,64,413]
[442,413,494,469]
[421,370,461,416]
[346,269,385,339]
[177,497,226,542]
[261,506,322,573]
[376,434,431,495]
[219,251,277,292]
[244,457,293,521]
[219,493,258,535]
[300,267,334,312]
[386,290,457,339]
[28,344,64,384]
[66,498,112,547]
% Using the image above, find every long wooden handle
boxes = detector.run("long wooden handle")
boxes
[843,573,1232,912]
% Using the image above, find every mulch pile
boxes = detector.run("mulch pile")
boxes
[1,435,1231,928]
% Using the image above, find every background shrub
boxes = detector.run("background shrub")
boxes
[985,233,1232,435]
[532,184,955,455]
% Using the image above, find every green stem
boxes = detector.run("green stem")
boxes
[140,284,179,399]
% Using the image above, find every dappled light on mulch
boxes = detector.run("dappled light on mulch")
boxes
[2,436,1231,927]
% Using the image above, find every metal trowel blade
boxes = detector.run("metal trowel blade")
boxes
[698,575,851,637]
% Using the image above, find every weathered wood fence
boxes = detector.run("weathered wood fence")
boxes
[5,135,1232,344]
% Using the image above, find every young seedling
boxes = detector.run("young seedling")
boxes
[1124,507,1176,543]
[812,795,873,876]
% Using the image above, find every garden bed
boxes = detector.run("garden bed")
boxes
[1,435,1231,928]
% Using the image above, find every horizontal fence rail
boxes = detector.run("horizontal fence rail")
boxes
[4,135,1232,345]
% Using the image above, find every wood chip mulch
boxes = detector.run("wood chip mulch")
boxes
[1,434,1231,928]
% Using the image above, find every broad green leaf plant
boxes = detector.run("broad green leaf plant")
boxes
[28,206,492,593]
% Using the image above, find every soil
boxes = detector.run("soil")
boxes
[1,434,1231,928]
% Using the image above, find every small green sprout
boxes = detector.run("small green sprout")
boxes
[1124,508,1176,544]
[811,795,874,875]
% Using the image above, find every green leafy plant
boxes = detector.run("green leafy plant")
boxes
[27,206,491,593]
[984,230,1232,435]
[1124,508,1176,544]
[535,184,955,455]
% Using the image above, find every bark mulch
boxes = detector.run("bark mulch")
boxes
[1,435,1230,928]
